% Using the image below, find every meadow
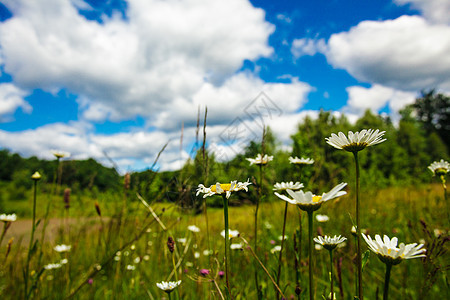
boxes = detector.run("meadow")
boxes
[0,149,448,299]
[0,104,449,299]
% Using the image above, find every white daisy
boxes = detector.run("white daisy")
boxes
[156,280,181,293]
[187,225,200,233]
[270,245,282,254]
[246,153,274,165]
[315,214,329,222]
[221,229,240,239]
[362,233,426,265]
[273,181,304,191]
[44,263,62,270]
[196,180,251,199]
[428,159,449,176]
[54,244,71,253]
[0,213,17,222]
[51,150,71,159]
[313,235,347,251]
[289,156,314,165]
[274,183,347,212]
[325,129,386,152]
[230,243,243,250]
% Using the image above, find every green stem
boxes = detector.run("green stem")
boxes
[172,253,179,300]
[353,151,363,300]
[0,222,8,247]
[254,164,263,299]
[222,194,231,296]
[383,264,392,300]
[25,179,38,299]
[276,201,289,299]
[308,211,314,300]
[329,250,334,300]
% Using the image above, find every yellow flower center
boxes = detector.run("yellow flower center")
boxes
[211,184,231,192]
[312,195,322,203]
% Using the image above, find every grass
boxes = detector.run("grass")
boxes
[0,181,448,299]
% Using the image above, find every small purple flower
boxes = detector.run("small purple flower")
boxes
[88,278,93,285]
[218,271,225,278]
[199,269,210,276]
[270,240,276,245]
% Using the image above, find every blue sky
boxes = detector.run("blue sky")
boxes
[0,0,449,172]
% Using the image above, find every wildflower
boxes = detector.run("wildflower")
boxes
[203,249,213,256]
[218,270,225,278]
[270,245,282,253]
[60,259,68,264]
[54,244,71,253]
[428,159,449,176]
[194,252,200,259]
[264,222,273,229]
[188,225,200,232]
[315,244,323,251]
[230,243,243,250]
[31,172,41,180]
[196,180,251,199]
[316,214,329,222]
[177,238,187,245]
[314,235,347,251]
[0,213,17,222]
[199,269,210,276]
[246,153,273,165]
[273,181,304,191]
[156,280,181,293]
[133,257,141,264]
[88,278,93,285]
[51,150,70,159]
[221,229,239,239]
[274,183,347,212]
[44,263,62,270]
[289,156,314,165]
[325,129,386,153]
[278,235,288,241]
[362,233,426,265]
[126,265,136,271]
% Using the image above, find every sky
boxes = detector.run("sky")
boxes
[0,0,449,173]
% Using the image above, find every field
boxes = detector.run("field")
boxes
[0,175,448,299]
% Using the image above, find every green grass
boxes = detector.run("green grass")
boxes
[0,182,448,299]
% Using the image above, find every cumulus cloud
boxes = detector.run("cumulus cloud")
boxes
[326,15,450,91]
[343,84,416,118]
[395,0,450,24]
[291,38,326,58]
[0,0,275,124]
[0,83,31,120]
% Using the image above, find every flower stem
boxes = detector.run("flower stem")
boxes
[383,263,392,300]
[329,250,334,300]
[308,211,314,300]
[353,151,363,300]
[276,201,289,299]
[25,179,38,299]
[254,164,263,299]
[222,194,231,296]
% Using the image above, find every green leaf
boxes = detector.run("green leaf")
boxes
[362,250,370,272]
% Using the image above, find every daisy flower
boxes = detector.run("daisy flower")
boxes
[221,229,239,239]
[0,213,17,222]
[274,183,347,212]
[362,233,426,265]
[54,244,71,253]
[289,156,314,165]
[325,129,386,152]
[187,225,200,233]
[273,181,304,191]
[246,153,273,166]
[315,214,329,222]
[196,180,251,199]
[428,159,449,176]
[44,263,62,270]
[230,243,243,250]
[314,235,347,251]
[156,280,181,293]
[51,150,71,159]
[270,245,282,254]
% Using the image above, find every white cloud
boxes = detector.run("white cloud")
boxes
[394,0,450,24]
[344,84,416,115]
[291,38,326,58]
[0,83,31,120]
[0,0,275,123]
[326,15,450,91]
